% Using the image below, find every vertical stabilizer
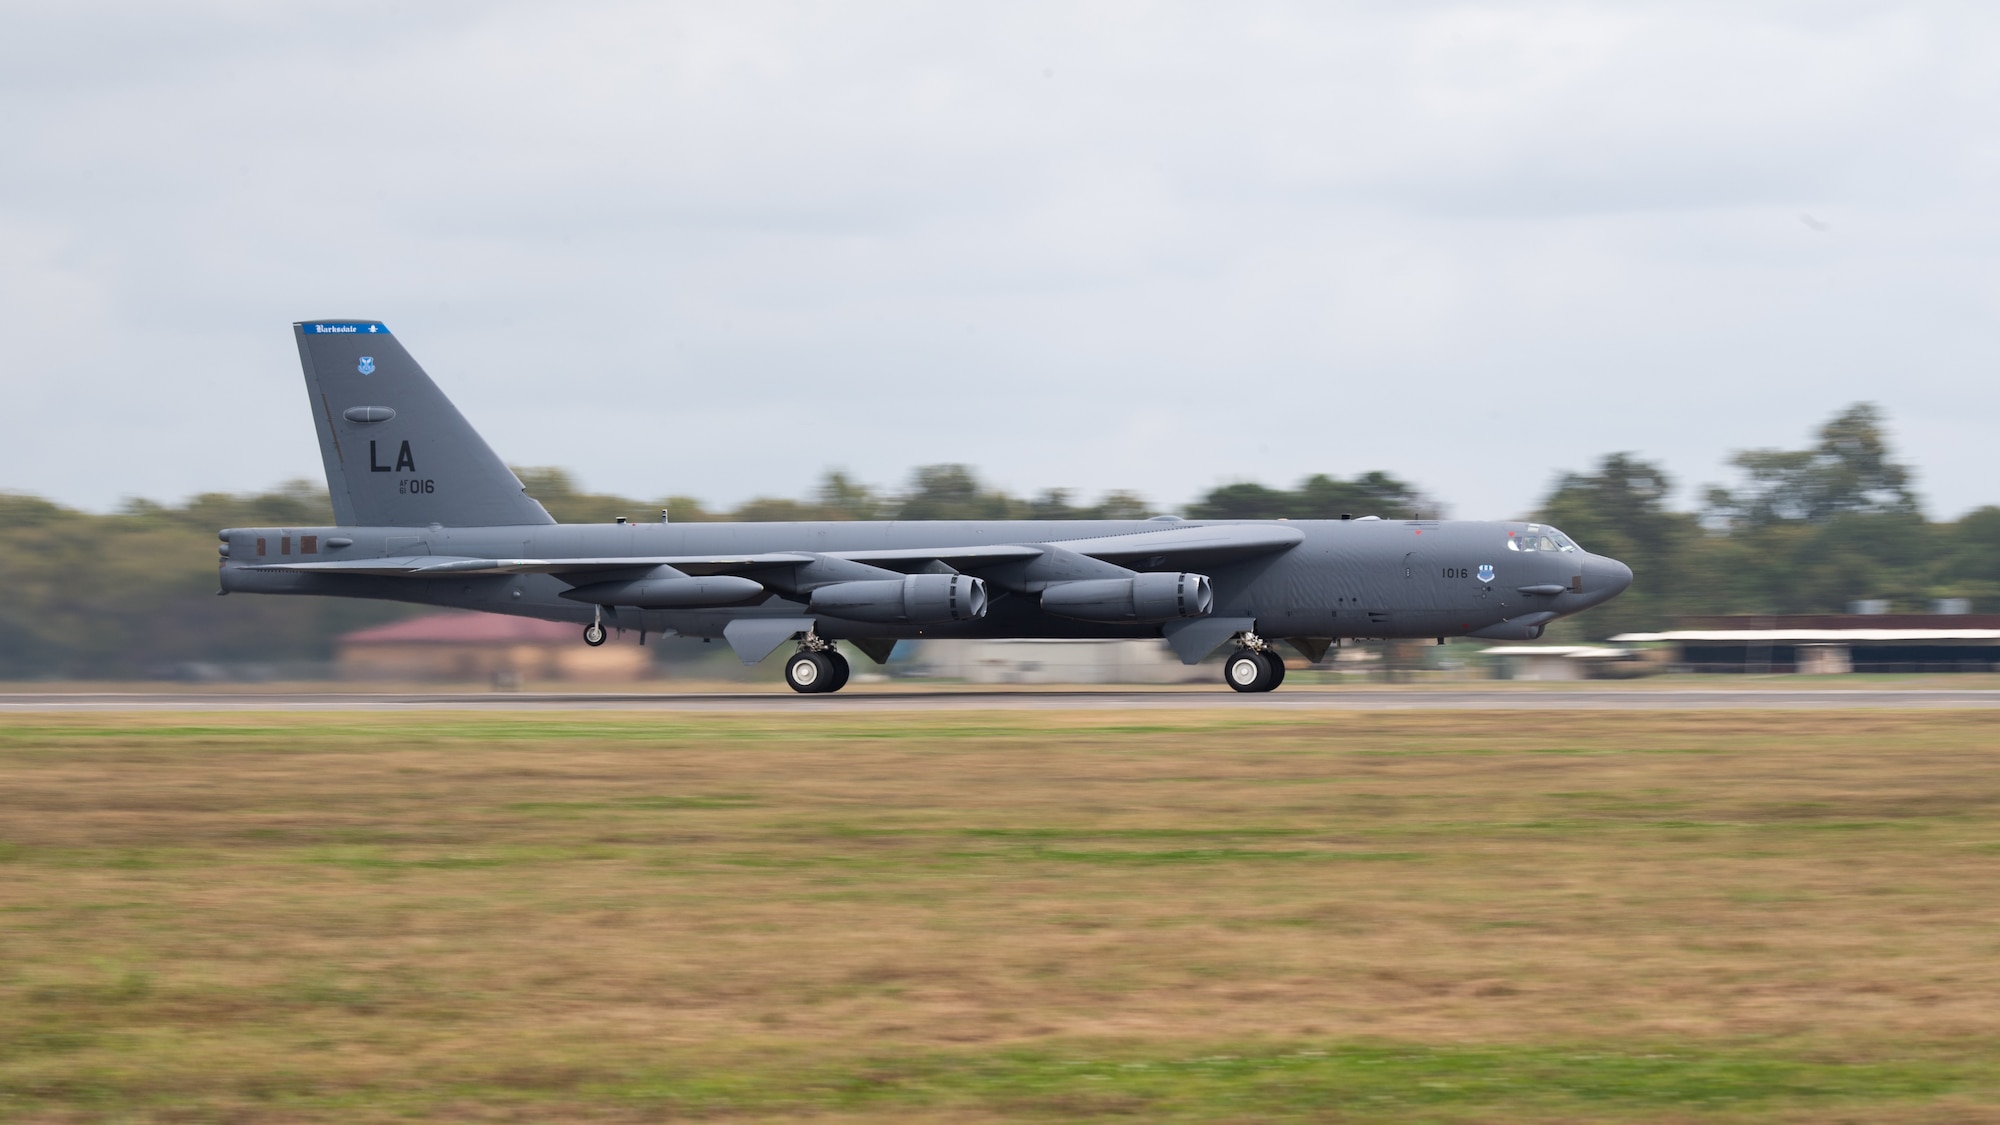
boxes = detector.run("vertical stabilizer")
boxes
[294,321,554,527]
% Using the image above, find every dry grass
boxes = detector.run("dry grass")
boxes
[3,710,2000,1121]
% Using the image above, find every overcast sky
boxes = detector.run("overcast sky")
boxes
[4,1,1997,519]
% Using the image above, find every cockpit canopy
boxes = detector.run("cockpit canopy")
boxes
[1507,524,1581,553]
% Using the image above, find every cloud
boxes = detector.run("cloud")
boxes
[3,1,1998,517]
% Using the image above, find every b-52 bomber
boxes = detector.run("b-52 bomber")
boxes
[218,321,1632,693]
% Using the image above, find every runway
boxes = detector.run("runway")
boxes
[6,687,2000,712]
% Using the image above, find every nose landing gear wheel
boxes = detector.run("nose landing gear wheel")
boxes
[1224,649,1277,693]
[582,621,607,647]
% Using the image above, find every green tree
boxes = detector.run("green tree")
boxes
[1537,454,1699,636]
[513,467,712,524]
[1697,404,1934,614]
[1087,490,1153,520]
[1026,488,1084,519]
[1705,403,1920,529]
[0,486,415,679]
[1931,506,2000,612]
[814,471,885,520]
[894,465,1022,520]
[1187,472,1433,520]
[1185,482,1294,520]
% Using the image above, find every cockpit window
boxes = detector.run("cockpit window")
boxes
[1507,525,1582,553]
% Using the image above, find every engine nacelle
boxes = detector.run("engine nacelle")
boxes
[1040,572,1213,623]
[809,574,988,624]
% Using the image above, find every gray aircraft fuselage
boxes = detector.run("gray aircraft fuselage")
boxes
[222,517,1629,644]
[216,320,1632,690]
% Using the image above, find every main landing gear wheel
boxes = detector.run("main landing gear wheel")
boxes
[822,649,851,693]
[582,621,607,647]
[785,650,851,694]
[1224,649,1279,693]
[784,651,827,693]
[1262,649,1287,688]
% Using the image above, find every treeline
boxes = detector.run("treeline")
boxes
[513,465,1160,524]
[513,464,1439,524]
[1538,404,2000,639]
[0,484,410,680]
[2,403,1994,676]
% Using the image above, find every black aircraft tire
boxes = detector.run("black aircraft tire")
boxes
[784,651,833,694]
[1262,649,1287,689]
[582,622,607,647]
[1224,650,1273,693]
[823,649,851,693]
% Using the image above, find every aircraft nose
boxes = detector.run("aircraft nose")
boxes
[1587,555,1634,603]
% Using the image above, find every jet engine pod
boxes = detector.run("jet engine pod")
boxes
[561,574,765,608]
[1040,572,1213,623]
[809,574,988,624]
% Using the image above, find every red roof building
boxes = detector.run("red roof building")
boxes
[335,611,650,683]
[340,612,582,645]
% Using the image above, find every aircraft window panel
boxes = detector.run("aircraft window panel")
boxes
[1506,537,1521,551]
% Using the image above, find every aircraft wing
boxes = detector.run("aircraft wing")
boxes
[821,545,1043,566]
[817,526,1302,570]
[243,553,814,577]
[1042,523,1305,564]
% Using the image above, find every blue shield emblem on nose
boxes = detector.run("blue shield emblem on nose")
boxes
[1477,563,1495,583]
[356,356,375,375]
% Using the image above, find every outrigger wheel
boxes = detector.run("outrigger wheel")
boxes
[582,621,607,647]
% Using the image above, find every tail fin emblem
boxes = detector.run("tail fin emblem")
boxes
[356,356,375,375]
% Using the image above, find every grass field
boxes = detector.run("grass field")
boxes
[3,710,2000,1122]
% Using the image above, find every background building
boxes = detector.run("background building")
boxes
[336,612,650,683]
[1614,615,2000,673]
[917,639,1208,685]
